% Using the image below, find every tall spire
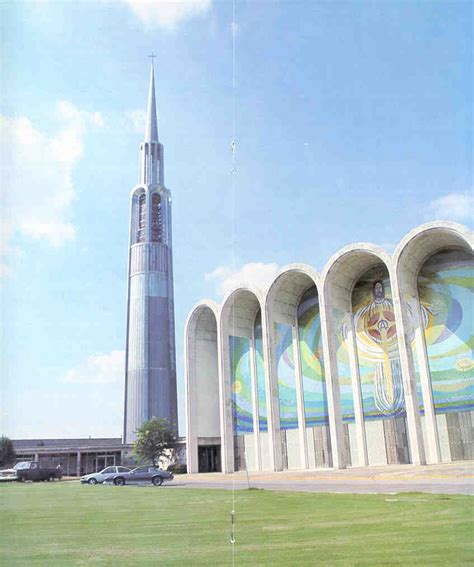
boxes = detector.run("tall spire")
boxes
[145,62,159,143]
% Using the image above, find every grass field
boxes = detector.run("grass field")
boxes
[0,482,472,566]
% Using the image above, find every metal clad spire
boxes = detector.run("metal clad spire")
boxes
[145,59,159,142]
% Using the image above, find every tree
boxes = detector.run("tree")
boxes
[133,418,176,467]
[0,436,16,467]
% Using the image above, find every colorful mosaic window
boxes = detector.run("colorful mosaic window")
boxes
[229,336,254,435]
[352,267,406,420]
[418,249,473,414]
[334,306,355,423]
[297,287,329,426]
[275,323,298,430]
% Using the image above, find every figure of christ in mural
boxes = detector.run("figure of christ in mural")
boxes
[352,280,405,416]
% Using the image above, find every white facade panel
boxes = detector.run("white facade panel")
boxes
[347,422,359,466]
[306,428,316,469]
[366,420,388,466]
[244,435,256,471]
[259,432,271,471]
[436,413,451,462]
[286,428,301,470]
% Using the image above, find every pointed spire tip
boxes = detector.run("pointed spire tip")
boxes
[145,58,158,143]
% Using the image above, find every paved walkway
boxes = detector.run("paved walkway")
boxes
[173,461,474,495]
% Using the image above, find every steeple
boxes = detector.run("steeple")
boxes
[145,63,159,143]
[139,61,164,186]
[124,62,177,444]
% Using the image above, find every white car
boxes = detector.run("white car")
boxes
[80,466,131,485]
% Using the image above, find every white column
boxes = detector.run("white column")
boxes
[346,315,369,467]
[184,331,199,473]
[319,292,346,469]
[262,308,283,471]
[292,325,309,469]
[412,297,441,463]
[249,336,262,470]
[391,273,426,465]
[218,321,235,473]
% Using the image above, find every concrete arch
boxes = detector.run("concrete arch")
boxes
[321,244,403,469]
[220,284,265,323]
[393,221,474,464]
[322,243,392,301]
[265,263,322,322]
[394,221,473,288]
[185,300,220,473]
[263,264,330,470]
[218,287,264,473]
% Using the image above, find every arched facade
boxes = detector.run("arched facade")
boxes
[185,300,220,473]
[265,265,332,470]
[219,287,264,473]
[185,223,473,473]
[393,222,473,464]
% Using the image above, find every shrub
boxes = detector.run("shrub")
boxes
[167,463,187,474]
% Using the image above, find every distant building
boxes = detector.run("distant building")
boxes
[12,437,186,477]
[185,222,473,473]
[123,64,178,443]
[12,438,125,477]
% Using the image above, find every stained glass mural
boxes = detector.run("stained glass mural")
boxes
[411,344,425,413]
[275,323,299,429]
[418,249,474,414]
[352,268,406,420]
[335,307,355,423]
[297,287,329,426]
[229,336,254,435]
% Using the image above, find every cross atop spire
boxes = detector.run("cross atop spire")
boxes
[145,59,159,143]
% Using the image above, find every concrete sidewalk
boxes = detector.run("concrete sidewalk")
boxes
[174,461,474,495]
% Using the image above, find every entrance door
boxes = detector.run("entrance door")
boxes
[198,446,221,473]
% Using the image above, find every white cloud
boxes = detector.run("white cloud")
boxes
[62,350,125,384]
[205,262,280,297]
[0,102,103,273]
[427,191,473,222]
[126,109,147,133]
[123,0,212,30]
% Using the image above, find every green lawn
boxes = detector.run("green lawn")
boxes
[0,482,472,566]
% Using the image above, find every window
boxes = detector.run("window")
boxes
[102,467,114,474]
[151,193,163,242]
[136,194,146,243]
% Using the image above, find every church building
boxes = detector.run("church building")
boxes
[185,223,473,473]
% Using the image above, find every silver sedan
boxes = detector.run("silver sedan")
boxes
[80,466,131,485]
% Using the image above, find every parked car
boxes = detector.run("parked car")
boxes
[104,465,174,486]
[80,466,131,485]
[0,461,63,482]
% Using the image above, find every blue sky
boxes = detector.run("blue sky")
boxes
[1,0,472,439]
